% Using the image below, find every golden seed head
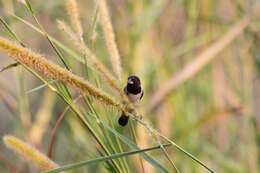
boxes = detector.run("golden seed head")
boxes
[57,21,124,97]
[97,0,122,80]
[3,135,58,171]
[0,37,123,109]
[66,0,83,38]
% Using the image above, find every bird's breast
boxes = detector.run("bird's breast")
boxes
[127,92,142,103]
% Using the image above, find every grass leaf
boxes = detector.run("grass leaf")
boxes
[87,113,170,173]
[43,143,171,173]
[0,62,20,72]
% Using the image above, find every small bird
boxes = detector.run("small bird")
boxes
[124,75,144,103]
[118,75,143,126]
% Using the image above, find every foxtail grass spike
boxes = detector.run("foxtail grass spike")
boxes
[57,21,125,97]
[3,135,59,171]
[97,0,122,80]
[66,0,83,39]
[0,37,123,109]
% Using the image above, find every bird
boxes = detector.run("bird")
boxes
[124,75,144,103]
[118,75,144,126]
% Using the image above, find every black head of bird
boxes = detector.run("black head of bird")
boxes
[124,75,144,103]
[126,75,141,93]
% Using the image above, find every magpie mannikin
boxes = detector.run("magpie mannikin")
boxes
[118,75,144,126]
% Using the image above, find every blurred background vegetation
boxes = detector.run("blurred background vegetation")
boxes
[0,0,259,173]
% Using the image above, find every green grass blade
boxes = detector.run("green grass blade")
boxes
[83,98,130,173]
[11,14,84,63]
[43,143,171,173]
[153,136,180,173]
[128,121,145,173]
[22,0,71,70]
[87,113,170,173]
[0,17,25,47]
[157,132,215,173]
[131,117,214,173]
[24,0,34,14]
[26,80,56,94]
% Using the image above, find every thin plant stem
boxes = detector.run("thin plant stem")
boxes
[129,121,145,173]
[131,116,215,173]
[24,0,70,70]
[43,143,172,173]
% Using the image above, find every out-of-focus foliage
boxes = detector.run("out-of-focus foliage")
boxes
[0,0,259,173]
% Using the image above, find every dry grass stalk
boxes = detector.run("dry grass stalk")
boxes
[97,0,122,80]
[0,37,123,109]
[57,20,125,97]
[66,0,83,39]
[148,17,250,112]
[136,125,155,173]
[212,59,228,148]
[3,135,59,171]
[28,90,55,147]
[89,2,99,43]
[0,89,17,115]
[16,67,32,129]
[2,0,14,14]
